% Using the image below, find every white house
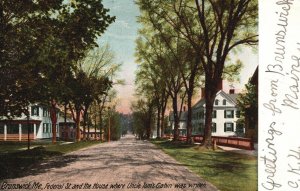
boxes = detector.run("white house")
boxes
[192,89,244,137]
[168,111,188,136]
[168,89,244,138]
[0,104,63,141]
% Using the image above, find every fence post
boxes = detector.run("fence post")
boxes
[213,139,217,150]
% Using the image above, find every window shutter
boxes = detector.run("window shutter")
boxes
[224,110,226,118]
[224,123,226,132]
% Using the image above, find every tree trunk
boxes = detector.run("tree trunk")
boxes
[99,109,103,141]
[202,81,217,148]
[156,103,161,138]
[82,109,87,140]
[186,89,193,144]
[50,100,57,144]
[160,111,165,138]
[172,95,179,141]
[94,107,97,140]
[146,110,152,139]
[75,109,81,142]
[161,96,168,138]
[64,103,67,140]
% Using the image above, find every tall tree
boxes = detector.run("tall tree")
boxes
[78,45,121,140]
[135,16,188,141]
[136,0,257,147]
[135,39,169,139]
[1,0,116,144]
[193,0,257,147]
[236,80,258,128]
[131,99,155,139]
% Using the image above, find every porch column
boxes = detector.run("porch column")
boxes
[4,124,7,141]
[19,124,22,141]
[34,124,36,139]
[56,124,59,138]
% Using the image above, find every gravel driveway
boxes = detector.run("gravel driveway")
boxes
[2,134,218,191]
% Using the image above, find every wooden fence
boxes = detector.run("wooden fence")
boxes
[177,135,254,150]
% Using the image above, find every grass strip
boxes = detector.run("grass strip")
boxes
[151,139,257,191]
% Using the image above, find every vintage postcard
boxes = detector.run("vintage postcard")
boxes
[1,0,298,191]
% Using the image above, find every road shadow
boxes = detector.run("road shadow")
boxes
[0,147,81,181]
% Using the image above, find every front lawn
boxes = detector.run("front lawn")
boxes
[0,140,101,180]
[151,140,257,191]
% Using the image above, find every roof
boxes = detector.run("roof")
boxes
[58,116,75,123]
[0,117,42,124]
[250,67,258,85]
[193,90,238,109]
[225,93,238,105]
[169,111,188,121]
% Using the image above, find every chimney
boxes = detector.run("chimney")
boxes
[217,79,223,91]
[201,88,205,98]
[229,89,235,94]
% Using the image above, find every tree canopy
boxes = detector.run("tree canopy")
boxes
[0,0,115,118]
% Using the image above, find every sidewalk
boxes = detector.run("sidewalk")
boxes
[218,143,258,156]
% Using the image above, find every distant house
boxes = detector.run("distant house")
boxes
[169,110,188,136]
[58,116,76,141]
[168,82,244,138]
[0,104,74,141]
[244,67,258,142]
[191,89,243,137]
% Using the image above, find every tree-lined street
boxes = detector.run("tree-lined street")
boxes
[3,135,218,191]
[1,1,258,190]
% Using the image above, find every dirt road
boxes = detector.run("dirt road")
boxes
[2,134,218,191]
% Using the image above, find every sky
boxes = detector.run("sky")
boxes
[99,0,258,114]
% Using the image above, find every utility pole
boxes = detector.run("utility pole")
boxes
[27,106,30,150]
[108,107,111,142]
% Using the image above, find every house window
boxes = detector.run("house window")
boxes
[224,110,234,118]
[215,99,219,105]
[223,99,226,105]
[43,123,47,133]
[212,110,217,118]
[236,123,244,134]
[31,106,39,116]
[43,108,49,117]
[236,110,241,118]
[212,123,217,133]
[224,122,234,132]
[199,123,204,134]
[43,123,52,133]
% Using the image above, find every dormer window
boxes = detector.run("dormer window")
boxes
[223,99,226,105]
[31,106,39,116]
[215,99,219,105]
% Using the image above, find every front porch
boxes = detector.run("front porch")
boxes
[0,119,40,141]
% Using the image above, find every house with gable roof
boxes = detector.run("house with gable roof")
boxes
[191,88,243,137]
[0,104,75,141]
[169,80,244,138]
